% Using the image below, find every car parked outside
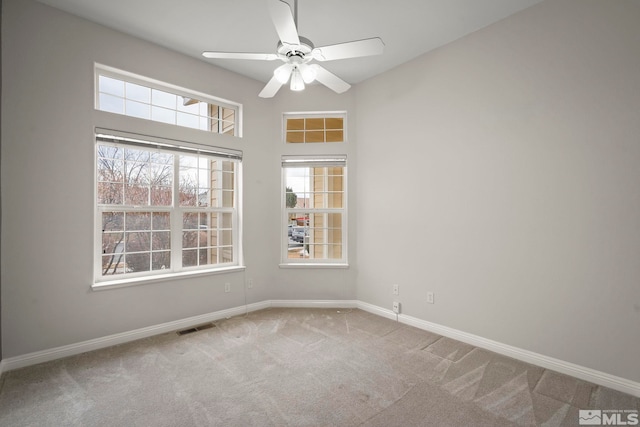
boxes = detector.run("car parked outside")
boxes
[291,226,308,243]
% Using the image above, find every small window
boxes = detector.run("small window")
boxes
[95,64,241,137]
[284,112,346,144]
[95,131,242,285]
[282,156,347,265]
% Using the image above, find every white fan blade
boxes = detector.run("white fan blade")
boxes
[314,65,351,94]
[268,0,300,46]
[259,75,285,98]
[202,52,279,61]
[312,37,384,62]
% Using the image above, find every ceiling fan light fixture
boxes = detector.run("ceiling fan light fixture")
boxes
[274,63,293,84]
[299,63,318,84]
[290,68,305,91]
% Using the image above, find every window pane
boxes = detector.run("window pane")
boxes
[305,118,324,130]
[125,212,151,231]
[98,145,122,160]
[177,112,200,129]
[127,252,151,273]
[179,187,198,206]
[125,231,151,252]
[220,247,233,263]
[287,118,304,130]
[182,231,198,249]
[199,249,210,266]
[102,212,124,231]
[102,254,126,275]
[152,212,170,230]
[152,106,176,125]
[99,93,124,114]
[221,213,233,228]
[151,89,176,109]
[325,117,343,130]
[286,131,304,143]
[125,82,150,103]
[326,130,343,142]
[152,252,170,270]
[125,184,149,205]
[183,213,198,229]
[125,148,150,173]
[150,186,172,206]
[102,232,124,255]
[182,249,197,267]
[126,100,151,120]
[152,231,171,251]
[306,131,324,143]
[97,182,123,205]
[99,75,124,96]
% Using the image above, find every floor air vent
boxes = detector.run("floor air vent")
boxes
[177,323,215,336]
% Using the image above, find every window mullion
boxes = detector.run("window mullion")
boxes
[171,154,182,271]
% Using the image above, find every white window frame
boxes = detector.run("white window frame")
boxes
[282,111,347,144]
[95,63,243,137]
[93,130,244,289]
[280,155,348,268]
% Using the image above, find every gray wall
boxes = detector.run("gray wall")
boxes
[0,0,4,361]
[354,0,640,383]
[0,0,356,358]
[2,0,639,386]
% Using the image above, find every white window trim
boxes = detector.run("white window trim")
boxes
[280,155,348,267]
[95,63,243,138]
[282,111,347,144]
[93,130,244,289]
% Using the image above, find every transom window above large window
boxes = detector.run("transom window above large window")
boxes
[284,112,346,144]
[95,131,242,287]
[282,156,347,266]
[95,64,240,136]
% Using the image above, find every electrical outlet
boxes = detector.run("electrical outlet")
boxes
[224,282,231,293]
[392,301,400,314]
[393,284,399,295]
[247,279,253,289]
[427,292,434,304]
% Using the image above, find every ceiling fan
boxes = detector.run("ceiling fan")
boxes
[202,0,385,98]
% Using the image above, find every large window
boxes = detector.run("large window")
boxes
[282,156,347,265]
[95,132,242,285]
[95,64,240,136]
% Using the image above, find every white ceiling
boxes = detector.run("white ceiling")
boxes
[37,0,543,85]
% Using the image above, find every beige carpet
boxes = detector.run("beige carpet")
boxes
[0,308,638,426]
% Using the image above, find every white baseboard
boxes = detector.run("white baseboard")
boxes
[0,301,270,374]
[1,299,638,398]
[356,300,399,321]
[396,312,640,398]
[270,299,358,309]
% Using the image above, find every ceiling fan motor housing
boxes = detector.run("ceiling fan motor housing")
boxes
[278,36,314,62]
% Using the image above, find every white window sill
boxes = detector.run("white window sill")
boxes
[279,263,349,269]
[92,266,246,291]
